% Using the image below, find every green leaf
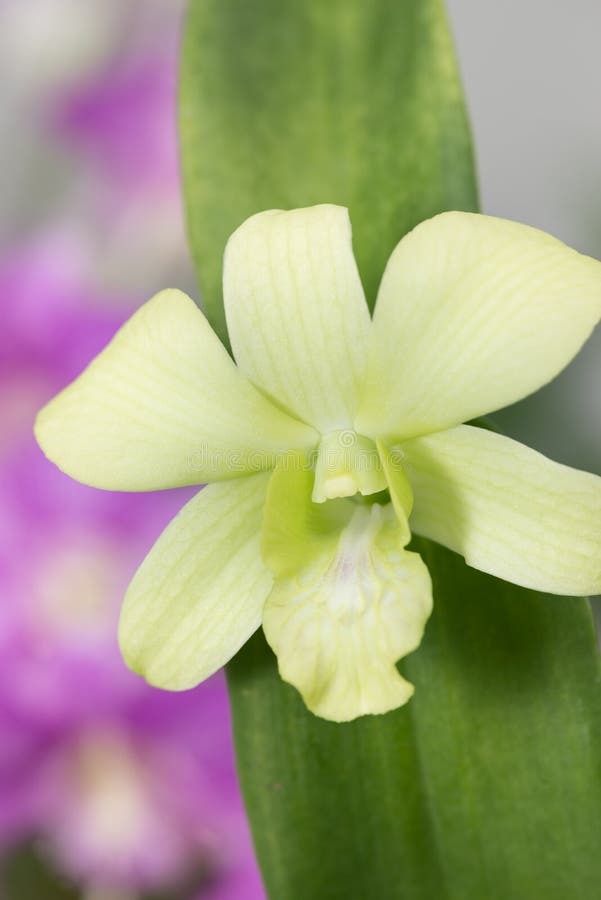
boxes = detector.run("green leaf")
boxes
[1,845,79,900]
[180,1,601,898]
[228,547,601,899]
[180,0,477,345]
[0,842,217,900]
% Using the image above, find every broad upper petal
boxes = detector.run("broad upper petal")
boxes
[356,213,601,441]
[224,205,371,432]
[402,424,601,595]
[35,289,317,490]
[119,473,272,689]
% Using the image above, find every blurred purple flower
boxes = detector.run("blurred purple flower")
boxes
[46,25,191,296]
[32,687,264,898]
[0,1,264,892]
[0,234,264,897]
[54,48,179,196]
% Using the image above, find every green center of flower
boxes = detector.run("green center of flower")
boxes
[312,430,387,503]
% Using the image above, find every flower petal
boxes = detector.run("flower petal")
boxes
[376,439,413,543]
[119,473,272,689]
[402,425,601,595]
[261,467,432,721]
[35,289,317,491]
[261,452,355,576]
[356,213,601,441]
[224,205,371,432]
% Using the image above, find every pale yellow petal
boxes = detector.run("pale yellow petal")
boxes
[376,439,413,543]
[119,473,272,689]
[224,205,370,432]
[35,289,317,490]
[263,501,432,722]
[356,213,601,441]
[402,425,601,595]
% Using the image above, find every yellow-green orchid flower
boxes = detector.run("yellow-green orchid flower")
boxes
[35,205,601,722]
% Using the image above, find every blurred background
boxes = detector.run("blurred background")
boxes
[448,0,601,475]
[0,1,598,897]
[0,1,264,897]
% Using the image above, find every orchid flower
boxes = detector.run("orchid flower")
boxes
[35,205,601,722]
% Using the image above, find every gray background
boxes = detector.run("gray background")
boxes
[448,0,600,474]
